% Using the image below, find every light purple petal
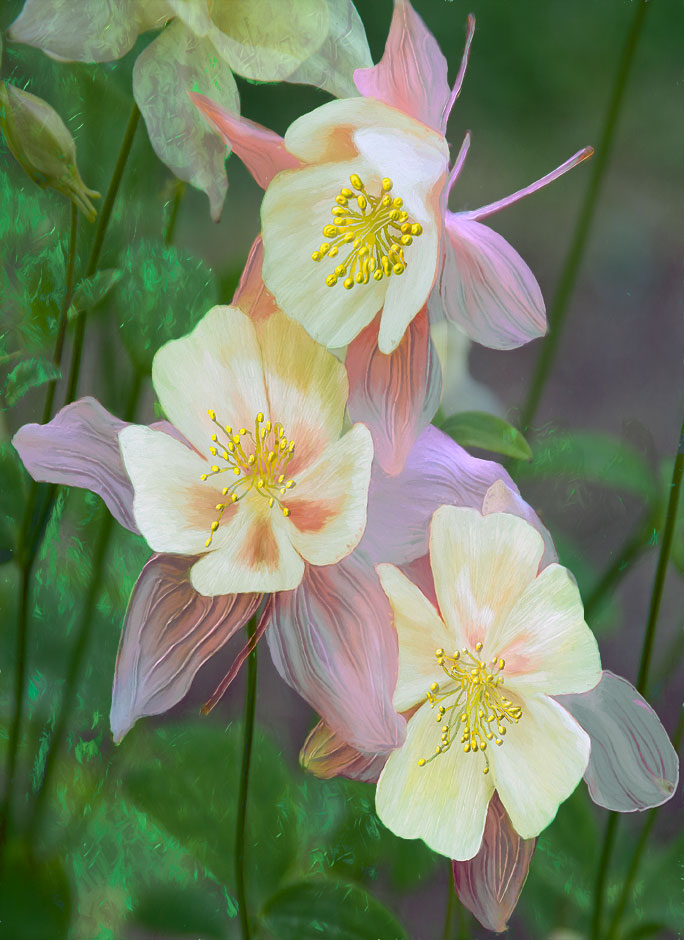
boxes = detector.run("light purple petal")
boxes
[359,424,515,565]
[556,671,679,812]
[482,479,558,570]
[353,0,449,133]
[110,553,261,742]
[299,719,387,783]
[437,213,547,350]
[266,552,406,755]
[346,307,441,477]
[12,396,138,533]
[452,793,536,934]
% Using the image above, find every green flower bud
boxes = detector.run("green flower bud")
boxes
[0,82,100,221]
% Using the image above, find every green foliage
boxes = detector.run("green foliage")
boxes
[261,878,409,940]
[439,410,534,460]
[67,268,122,320]
[3,356,61,406]
[658,457,684,574]
[0,442,27,560]
[117,240,217,374]
[0,840,71,940]
[129,882,227,939]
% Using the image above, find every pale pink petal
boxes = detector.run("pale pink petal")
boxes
[285,424,374,566]
[265,552,406,754]
[556,671,679,812]
[438,213,546,349]
[490,694,590,839]
[359,425,516,565]
[346,307,441,476]
[299,720,387,783]
[452,793,535,934]
[110,553,261,742]
[231,237,279,325]
[488,563,602,697]
[482,479,557,570]
[190,93,301,190]
[376,702,494,860]
[12,397,137,533]
[353,0,450,134]
[133,22,240,222]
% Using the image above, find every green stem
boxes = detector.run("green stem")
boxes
[636,412,684,695]
[604,709,684,940]
[27,372,144,843]
[455,895,471,940]
[518,0,651,432]
[164,180,186,246]
[590,812,619,940]
[442,867,456,940]
[583,514,655,622]
[65,102,140,405]
[235,614,258,940]
[43,203,79,423]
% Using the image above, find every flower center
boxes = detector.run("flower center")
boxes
[199,410,296,547]
[418,643,522,775]
[312,174,423,290]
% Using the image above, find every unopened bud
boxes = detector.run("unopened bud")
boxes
[0,82,100,220]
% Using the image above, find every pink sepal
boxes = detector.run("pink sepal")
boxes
[110,553,261,741]
[300,720,388,783]
[201,599,271,715]
[346,307,441,477]
[231,237,279,324]
[452,793,536,934]
[190,92,301,189]
[353,0,449,133]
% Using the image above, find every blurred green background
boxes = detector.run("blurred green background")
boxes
[0,1,682,937]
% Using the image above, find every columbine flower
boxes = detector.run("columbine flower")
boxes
[8,0,372,219]
[193,0,592,351]
[375,505,602,859]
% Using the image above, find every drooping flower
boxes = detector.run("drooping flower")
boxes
[192,0,592,350]
[8,0,372,219]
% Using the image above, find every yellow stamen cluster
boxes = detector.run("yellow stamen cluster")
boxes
[200,410,296,547]
[417,642,522,775]
[312,174,423,290]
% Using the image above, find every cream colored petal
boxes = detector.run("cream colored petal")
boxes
[490,694,590,839]
[429,506,545,653]
[261,162,388,349]
[258,309,348,472]
[376,563,454,712]
[285,423,373,566]
[190,492,305,595]
[119,424,222,555]
[491,564,601,696]
[376,703,494,861]
[151,305,268,456]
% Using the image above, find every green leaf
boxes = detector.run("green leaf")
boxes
[439,410,533,461]
[658,458,684,574]
[261,878,410,940]
[3,357,61,406]
[67,268,122,320]
[0,441,27,559]
[129,882,226,939]
[116,240,216,374]
[0,841,71,940]
[515,431,659,505]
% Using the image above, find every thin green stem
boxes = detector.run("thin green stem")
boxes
[519,0,651,432]
[164,180,186,246]
[65,102,140,405]
[455,895,471,940]
[636,412,684,695]
[583,514,655,622]
[442,867,456,940]
[43,203,79,423]
[27,372,144,843]
[235,614,258,940]
[590,812,619,940]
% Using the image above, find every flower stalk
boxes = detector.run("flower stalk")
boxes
[235,614,259,940]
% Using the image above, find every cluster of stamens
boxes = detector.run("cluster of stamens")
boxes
[418,643,522,775]
[312,174,423,290]
[200,410,296,547]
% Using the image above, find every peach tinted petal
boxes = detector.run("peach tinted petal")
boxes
[285,424,373,567]
[258,309,348,473]
[482,479,557,570]
[231,238,279,324]
[376,703,494,861]
[110,553,261,741]
[490,694,590,840]
[429,506,544,651]
[376,563,453,712]
[438,213,546,350]
[191,93,301,190]
[346,307,441,476]
[489,563,602,696]
[300,720,387,783]
[151,304,268,455]
[353,0,450,134]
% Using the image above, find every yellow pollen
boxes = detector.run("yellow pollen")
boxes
[199,410,297,546]
[312,174,423,289]
[417,646,523,773]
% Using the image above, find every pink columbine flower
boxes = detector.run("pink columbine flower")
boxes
[192,0,592,352]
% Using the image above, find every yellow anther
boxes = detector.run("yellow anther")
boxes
[200,474,207,481]
[382,177,392,191]
[350,173,363,189]
[418,758,426,767]
[483,766,489,775]
[210,521,219,531]
[475,642,483,651]
[430,682,439,692]
[436,648,444,657]
[282,507,290,517]
[208,409,216,420]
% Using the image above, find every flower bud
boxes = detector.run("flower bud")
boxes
[0,82,100,220]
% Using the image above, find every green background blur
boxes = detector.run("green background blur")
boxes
[0,1,682,937]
